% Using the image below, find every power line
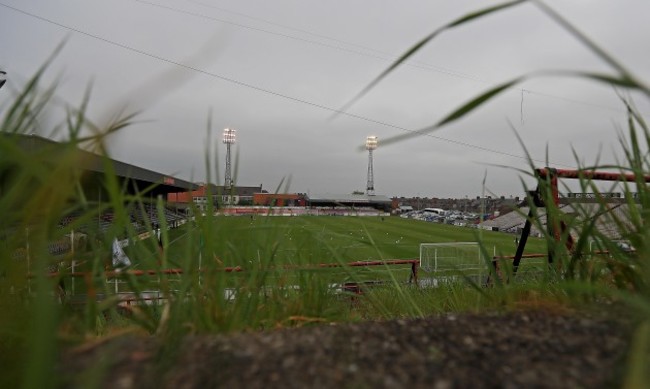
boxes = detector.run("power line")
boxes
[179,0,487,81]
[155,0,630,115]
[0,2,577,169]
[183,0,405,55]
[131,0,483,83]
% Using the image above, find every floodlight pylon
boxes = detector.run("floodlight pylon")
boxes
[366,136,378,196]
[223,128,236,189]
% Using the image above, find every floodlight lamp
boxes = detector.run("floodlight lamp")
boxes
[223,128,236,144]
[366,136,378,150]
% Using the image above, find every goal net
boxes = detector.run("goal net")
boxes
[419,242,486,279]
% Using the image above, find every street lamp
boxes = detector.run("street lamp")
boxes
[0,71,6,90]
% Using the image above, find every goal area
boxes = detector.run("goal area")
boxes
[419,242,486,278]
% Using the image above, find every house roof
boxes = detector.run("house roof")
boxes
[308,193,393,204]
[194,184,263,197]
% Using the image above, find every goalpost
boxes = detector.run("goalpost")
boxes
[419,242,487,283]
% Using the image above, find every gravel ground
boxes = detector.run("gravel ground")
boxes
[58,309,632,388]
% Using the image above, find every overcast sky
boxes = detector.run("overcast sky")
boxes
[1,0,649,198]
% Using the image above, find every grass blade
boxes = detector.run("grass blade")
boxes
[333,0,527,116]
[376,76,526,148]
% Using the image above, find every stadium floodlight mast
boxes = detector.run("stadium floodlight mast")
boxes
[366,135,378,196]
[223,128,236,190]
[0,71,6,90]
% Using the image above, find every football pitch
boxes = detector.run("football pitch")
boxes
[162,215,547,269]
[66,215,549,295]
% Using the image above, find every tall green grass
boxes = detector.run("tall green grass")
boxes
[342,0,650,384]
[0,67,447,386]
[0,67,550,387]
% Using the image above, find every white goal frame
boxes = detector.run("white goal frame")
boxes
[419,242,486,276]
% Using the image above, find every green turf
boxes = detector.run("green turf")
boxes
[190,215,543,261]
[54,215,549,294]
[157,215,547,276]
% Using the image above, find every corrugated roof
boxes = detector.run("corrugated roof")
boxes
[5,133,197,194]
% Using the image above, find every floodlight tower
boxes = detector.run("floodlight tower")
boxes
[366,135,378,196]
[223,128,236,189]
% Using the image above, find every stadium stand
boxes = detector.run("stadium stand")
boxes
[2,134,196,257]
[308,193,393,213]
[480,201,635,241]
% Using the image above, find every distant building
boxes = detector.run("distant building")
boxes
[168,184,265,212]
[253,193,307,207]
[393,196,520,214]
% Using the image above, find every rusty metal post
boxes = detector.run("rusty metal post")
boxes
[545,168,560,265]
[539,167,575,267]
[410,261,419,286]
[512,189,543,276]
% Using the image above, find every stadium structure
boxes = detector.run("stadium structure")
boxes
[2,130,396,224]
[479,195,633,240]
[168,190,394,215]
[307,193,394,213]
[1,133,196,235]
[167,132,395,215]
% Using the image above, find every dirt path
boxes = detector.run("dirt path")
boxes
[59,309,631,388]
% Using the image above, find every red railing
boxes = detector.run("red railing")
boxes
[42,258,420,301]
